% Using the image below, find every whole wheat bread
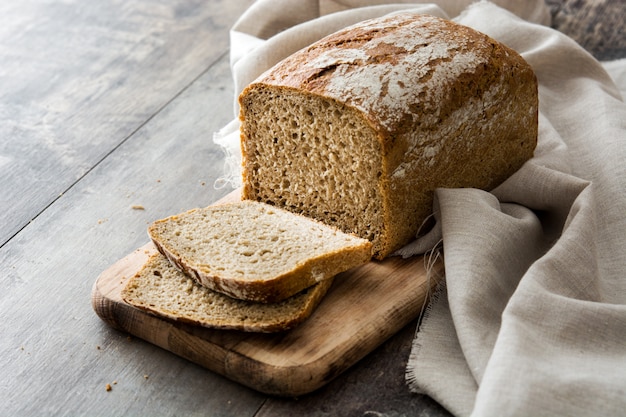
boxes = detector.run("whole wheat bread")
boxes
[239,12,538,259]
[148,200,372,303]
[122,252,334,332]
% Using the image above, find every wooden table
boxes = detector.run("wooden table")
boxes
[1,1,622,416]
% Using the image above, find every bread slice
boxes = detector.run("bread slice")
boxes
[122,252,334,332]
[148,201,372,303]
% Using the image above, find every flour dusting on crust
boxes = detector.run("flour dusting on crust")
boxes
[260,13,488,133]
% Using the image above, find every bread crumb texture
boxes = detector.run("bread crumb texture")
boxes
[122,252,334,332]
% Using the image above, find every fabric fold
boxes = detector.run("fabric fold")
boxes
[408,3,626,416]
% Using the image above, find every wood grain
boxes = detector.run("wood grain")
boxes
[92,192,444,396]
[0,0,246,247]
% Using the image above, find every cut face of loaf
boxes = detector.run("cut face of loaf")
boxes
[239,12,538,259]
[122,253,334,332]
[148,201,372,303]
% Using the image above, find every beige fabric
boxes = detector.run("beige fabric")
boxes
[215,1,626,416]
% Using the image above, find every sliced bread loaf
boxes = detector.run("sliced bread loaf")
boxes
[148,200,372,303]
[239,13,538,259]
[122,252,334,332]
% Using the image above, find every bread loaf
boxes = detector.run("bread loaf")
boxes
[122,252,334,332]
[148,201,372,303]
[238,12,538,259]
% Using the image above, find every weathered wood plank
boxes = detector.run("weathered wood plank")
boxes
[0,48,267,417]
[0,0,252,246]
[257,320,451,417]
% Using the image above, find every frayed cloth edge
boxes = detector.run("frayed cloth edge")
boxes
[406,252,446,394]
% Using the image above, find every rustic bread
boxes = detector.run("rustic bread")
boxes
[238,12,538,259]
[122,252,334,332]
[148,201,372,303]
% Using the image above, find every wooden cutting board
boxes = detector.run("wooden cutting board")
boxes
[91,191,444,397]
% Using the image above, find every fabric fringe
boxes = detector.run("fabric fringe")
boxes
[406,241,446,394]
[416,239,444,328]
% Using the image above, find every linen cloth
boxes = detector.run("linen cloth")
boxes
[214,1,626,416]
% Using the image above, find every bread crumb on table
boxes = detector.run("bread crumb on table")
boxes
[131,205,145,210]
[105,383,112,392]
